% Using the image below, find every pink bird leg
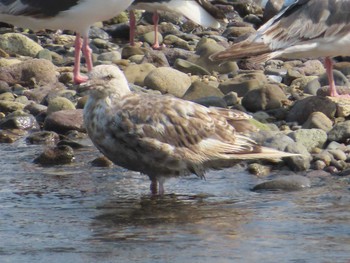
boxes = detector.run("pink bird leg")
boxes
[152,11,161,49]
[73,34,89,84]
[325,57,350,98]
[129,10,136,46]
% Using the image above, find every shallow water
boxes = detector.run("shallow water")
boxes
[1,139,350,263]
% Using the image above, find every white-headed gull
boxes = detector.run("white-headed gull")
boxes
[83,64,297,195]
[211,0,350,97]
[0,0,135,83]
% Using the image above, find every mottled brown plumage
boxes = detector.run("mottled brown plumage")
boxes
[83,65,296,195]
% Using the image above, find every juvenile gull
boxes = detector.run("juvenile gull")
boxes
[0,0,135,83]
[210,0,350,97]
[129,0,226,48]
[83,64,297,195]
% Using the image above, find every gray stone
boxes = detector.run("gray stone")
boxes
[242,84,287,112]
[124,63,156,86]
[144,67,191,97]
[302,112,333,132]
[287,96,337,124]
[174,59,210,75]
[33,145,74,165]
[288,129,328,152]
[182,81,224,101]
[0,33,43,57]
[0,59,58,87]
[252,175,311,191]
[44,109,85,134]
[47,97,76,115]
[327,120,350,143]
[0,111,39,130]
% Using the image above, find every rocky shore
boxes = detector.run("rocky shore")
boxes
[0,1,349,191]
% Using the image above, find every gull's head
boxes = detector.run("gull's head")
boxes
[84,64,130,98]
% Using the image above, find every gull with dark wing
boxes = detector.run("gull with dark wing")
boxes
[129,0,226,48]
[83,64,297,195]
[210,0,350,97]
[0,0,135,83]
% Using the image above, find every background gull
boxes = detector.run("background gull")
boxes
[0,0,135,83]
[210,0,350,97]
[83,64,297,195]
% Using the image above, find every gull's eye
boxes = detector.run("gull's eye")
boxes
[103,74,113,81]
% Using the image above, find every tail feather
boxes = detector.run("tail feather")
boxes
[228,146,300,161]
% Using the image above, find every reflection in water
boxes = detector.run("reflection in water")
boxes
[0,140,350,262]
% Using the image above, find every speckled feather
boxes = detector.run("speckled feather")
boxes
[210,0,350,63]
[84,65,296,192]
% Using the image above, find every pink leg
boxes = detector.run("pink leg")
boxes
[73,34,88,84]
[325,57,338,97]
[129,10,136,46]
[158,178,165,195]
[152,11,161,49]
[82,36,93,72]
[325,57,350,98]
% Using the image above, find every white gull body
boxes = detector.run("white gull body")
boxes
[211,0,350,97]
[83,64,297,195]
[0,0,135,83]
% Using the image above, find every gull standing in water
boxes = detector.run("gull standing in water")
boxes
[83,64,297,195]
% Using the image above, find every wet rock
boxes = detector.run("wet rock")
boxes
[47,97,76,115]
[33,145,74,165]
[218,72,267,96]
[26,131,60,145]
[44,109,84,134]
[163,35,192,50]
[288,129,327,152]
[191,38,238,74]
[141,31,163,47]
[174,59,210,75]
[192,96,227,108]
[0,33,43,57]
[124,63,156,86]
[263,0,284,21]
[140,49,170,67]
[144,67,191,97]
[90,156,113,167]
[248,163,271,176]
[223,26,256,39]
[327,120,350,143]
[302,112,333,132]
[223,92,239,106]
[242,84,287,112]
[285,142,312,171]
[182,81,224,101]
[23,102,47,116]
[57,139,85,149]
[319,69,349,87]
[252,175,311,191]
[24,82,66,104]
[0,100,25,113]
[121,46,147,59]
[0,92,15,101]
[328,97,350,118]
[286,96,337,124]
[0,111,40,130]
[0,129,27,143]
[97,51,122,64]
[0,59,58,87]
